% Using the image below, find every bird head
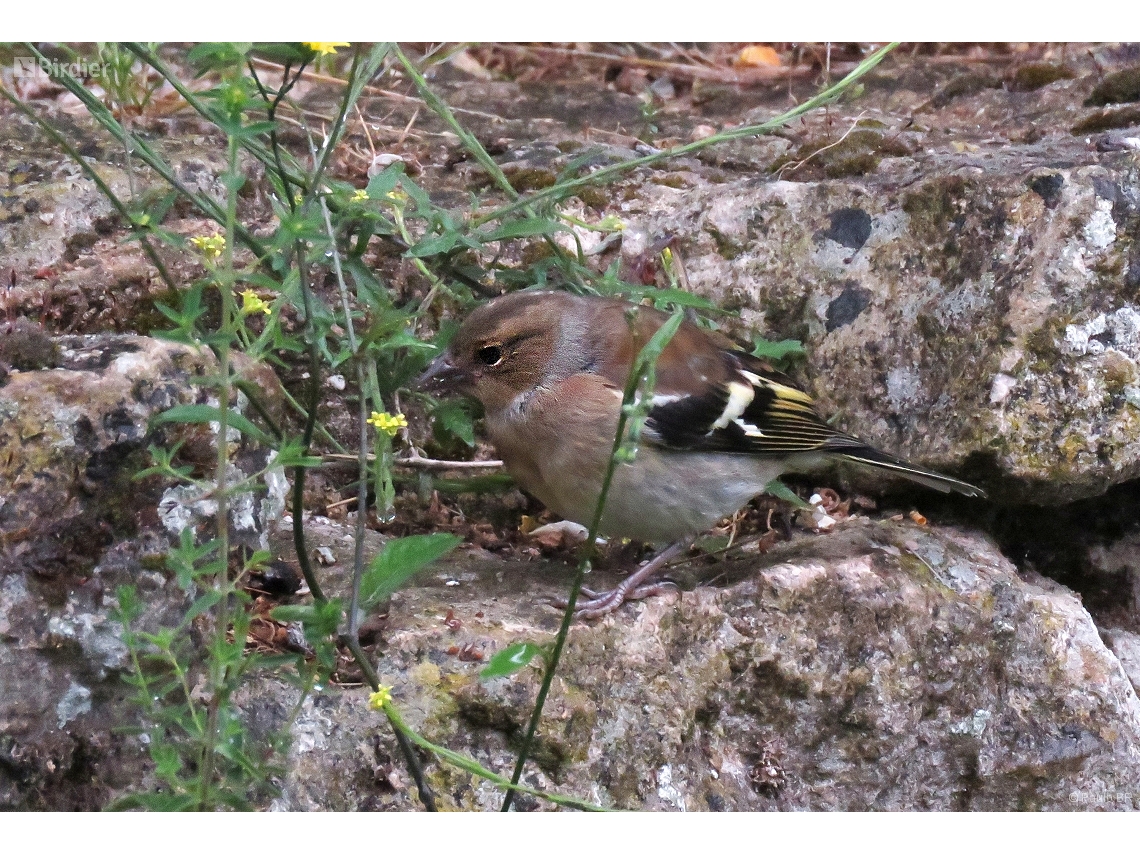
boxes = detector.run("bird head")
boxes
[416,290,579,413]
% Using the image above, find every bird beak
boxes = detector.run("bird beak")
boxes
[416,350,469,395]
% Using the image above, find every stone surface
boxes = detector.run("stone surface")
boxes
[257,518,1140,811]
[617,143,1140,505]
[6,45,1140,811]
[0,332,285,807]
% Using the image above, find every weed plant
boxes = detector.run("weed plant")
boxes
[2,41,895,810]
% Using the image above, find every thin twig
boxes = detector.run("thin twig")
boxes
[475,43,898,227]
[0,84,176,291]
[773,110,868,180]
[324,453,504,470]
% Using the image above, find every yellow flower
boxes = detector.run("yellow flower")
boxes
[367,411,407,437]
[597,215,624,232]
[351,189,369,202]
[369,685,393,711]
[189,234,226,261]
[240,289,272,316]
[304,42,349,56]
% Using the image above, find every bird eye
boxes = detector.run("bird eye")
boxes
[476,344,504,367]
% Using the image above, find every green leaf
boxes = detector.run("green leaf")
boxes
[271,437,323,469]
[406,231,460,258]
[433,399,475,447]
[187,42,252,73]
[149,741,183,780]
[478,218,562,242]
[632,309,685,376]
[269,604,317,623]
[763,478,811,510]
[271,599,343,639]
[360,533,463,609]
[398,175,434,213]
[251,43,313,65]
[480,642,544,679]
[693,534,732,554]
[152,404,274,447]
[112,584,143,626]
[365,164,405,199]
[180,590,223,627]
[751,336,806,362]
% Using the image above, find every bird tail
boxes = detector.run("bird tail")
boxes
[832,443,986,498]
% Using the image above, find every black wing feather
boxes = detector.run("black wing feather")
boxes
[645,352,843,456]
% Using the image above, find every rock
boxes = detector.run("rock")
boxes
[9,45,1140,812]
[619,142,1140,504]
[1103,628,1140,695]
[0,333,285,807]
[0,333,285,575]
[0,318,59,370]
[255,519,1140,811]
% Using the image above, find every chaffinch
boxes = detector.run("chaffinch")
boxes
[418,290,984,616]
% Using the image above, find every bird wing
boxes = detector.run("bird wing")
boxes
[585,301,983,496]
[642,350,849,456]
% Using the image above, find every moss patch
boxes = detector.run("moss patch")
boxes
[1010,63,1076,92]
[1086,66,1140,106]
[930,72,1002,107]
[1071,104,1140,134]
[772,129,911,180]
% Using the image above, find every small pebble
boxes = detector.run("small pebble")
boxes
[368,153,404,177]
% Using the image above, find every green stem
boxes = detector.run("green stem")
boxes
[0,83,176,290]
[290,251,327,604]
[246,57,304,206]
[393,44,517,201]
[338,632,437,811]
[475,43,898,227]
[309,44,392,201]
[392,45,582,287]
[126,43,309,197]
[501,309,685,810]
[382,701,604,811]
[197,131,242,810]
[25,43,269,260]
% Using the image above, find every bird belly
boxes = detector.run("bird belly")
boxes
[485,378,786,544]
[593,449,784,543]
[496,425,781,542]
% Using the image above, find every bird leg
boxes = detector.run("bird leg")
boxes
[560,539,691,619]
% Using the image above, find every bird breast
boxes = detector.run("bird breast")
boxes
[485,374,786,543]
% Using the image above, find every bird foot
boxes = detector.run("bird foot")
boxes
[567,580,680,619]
[552,539,690,619]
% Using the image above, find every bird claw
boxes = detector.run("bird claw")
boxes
[550,540,690,619]
[571,580,679,619]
